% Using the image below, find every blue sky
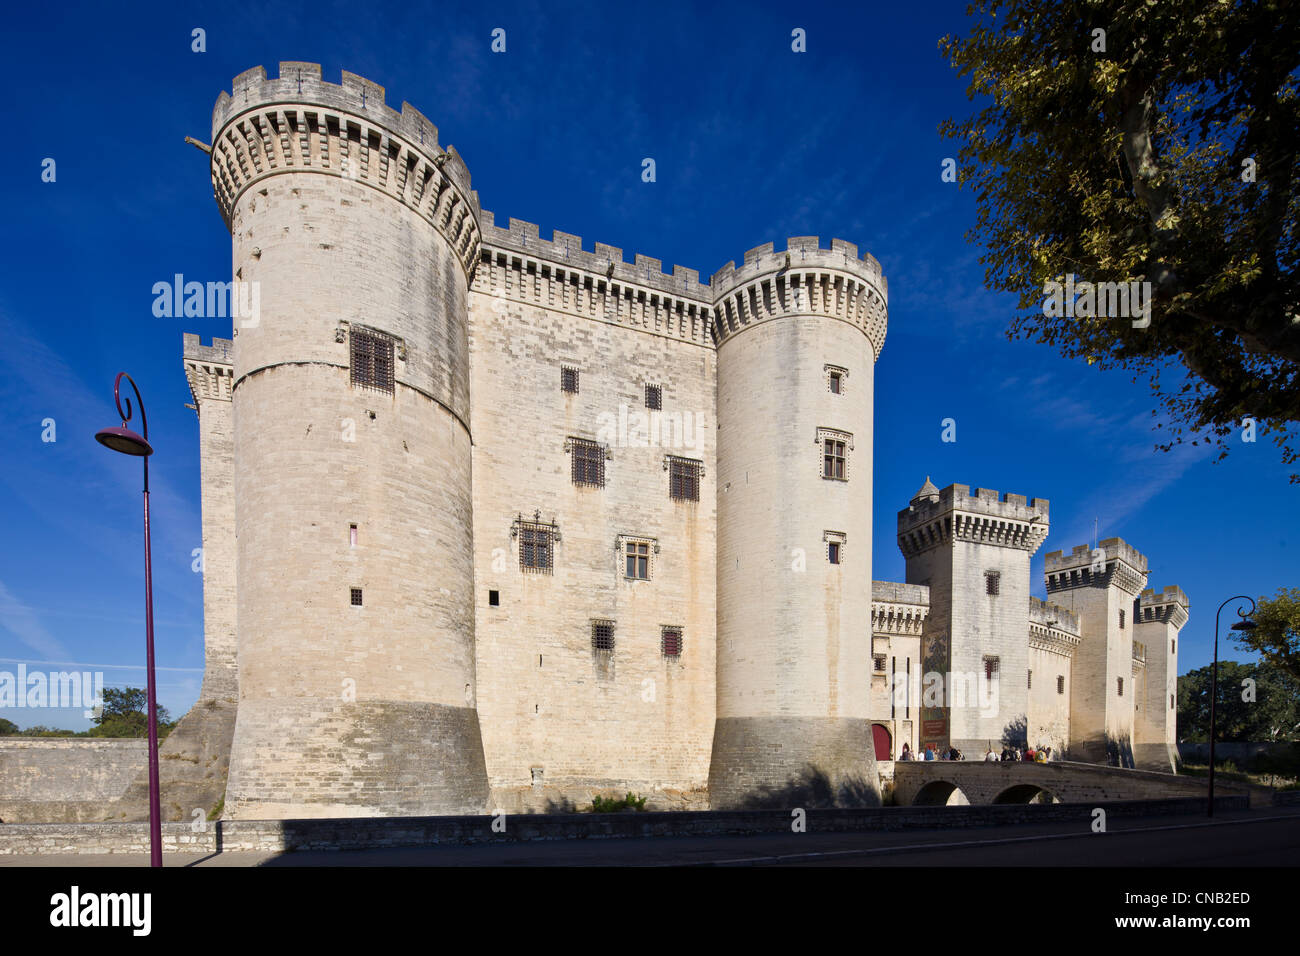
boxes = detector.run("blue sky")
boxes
[1,0,1293,729]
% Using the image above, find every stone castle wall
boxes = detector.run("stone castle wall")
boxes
[466,237,717,812]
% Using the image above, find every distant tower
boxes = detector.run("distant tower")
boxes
[897,482,1050,754]
[1132,586,1188,772]
[1044,538,1150,766]
[209,63,488,816]
[708,237,888,808]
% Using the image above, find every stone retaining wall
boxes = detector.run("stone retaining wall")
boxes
[0,795,1248,855]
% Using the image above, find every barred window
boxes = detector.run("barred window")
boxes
[350,329,395,394]
[645,383,662,410]
[350,588,363,606]
[1057,675,1066,695]
[517,521,555,573]
[986,571,1000,595]
[1028,669,1033,689]
[667,455,702,501]
[1119,609,1125,629]
[983,656,1000,681]
[661,627,682,659]
[626,541,650,580]
[1117,677,1124,697]
[873,654,887,672]
[569,438,606,487]
[592,620,615,653]
[561,366,579,393]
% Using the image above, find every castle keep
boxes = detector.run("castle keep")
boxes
[175,64,1187,819]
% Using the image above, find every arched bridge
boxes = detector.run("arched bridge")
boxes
[891,760,1223,807]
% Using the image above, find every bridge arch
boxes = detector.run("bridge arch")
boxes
[992,784,1058,805]
[911,780,971,806]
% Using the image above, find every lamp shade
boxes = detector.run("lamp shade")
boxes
[95,426,153,457]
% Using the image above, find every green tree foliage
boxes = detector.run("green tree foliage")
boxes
[1236,588,1300,683]
[940,1,1300,478]
[89,687,174,739]
[1178,659,1300,741]
[0,718,18,736]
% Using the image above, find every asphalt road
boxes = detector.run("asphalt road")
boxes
[5,805,1298,866]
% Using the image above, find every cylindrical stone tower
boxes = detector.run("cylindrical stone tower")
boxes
[708,237,888,808]
[209,63,488,817]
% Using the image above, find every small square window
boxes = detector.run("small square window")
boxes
[489,590,500,606]
[626,541,650,580]
[350,588,363,606]
[829,372,842,394]
[873,654,887,672]
[592,620,615,653]
[661,627,682,659]
[561,366,579,393]
[828,541,841,565]
[645,384,662,410]
[825,365,848,394]
[983,656,999,681]
[985,571,1000,595]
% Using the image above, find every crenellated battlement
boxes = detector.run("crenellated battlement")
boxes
[478,211,713,302]
[213,63,453,177]
[1044,537,1149,596]
[473,212,716,348]
[182,333,234,407]
[709,237,888,357]
[1029,596,1082,657]
[1137,586,1190,628]
[1139,585,1189,609]
[871,580,932,635]
[1029,596,1080,635]
[897,482,1050,558]
[209,64,481,278]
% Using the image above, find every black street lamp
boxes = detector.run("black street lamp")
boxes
[1208,595,1257,818]
[94,372,162,867]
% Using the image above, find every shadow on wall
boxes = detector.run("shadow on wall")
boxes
[1001,716,1027,750]
[737,766,882,810]
[1107,736,1135,769]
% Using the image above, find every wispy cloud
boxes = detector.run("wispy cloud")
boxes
[0,580,67,659]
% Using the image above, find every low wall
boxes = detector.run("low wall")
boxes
[1178,742,1297,765]
[0,795,1248,855]
[0,739,147,822]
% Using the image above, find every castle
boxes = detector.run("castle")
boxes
[175,64,1189,818]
